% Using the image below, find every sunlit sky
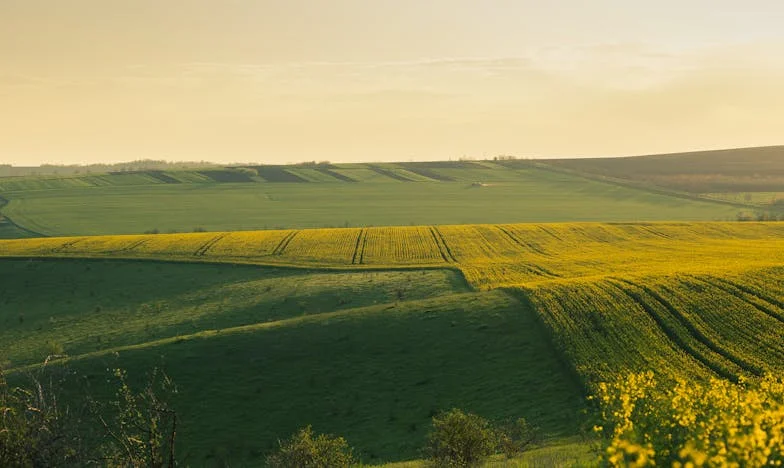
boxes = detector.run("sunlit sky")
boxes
[2,0,784,165]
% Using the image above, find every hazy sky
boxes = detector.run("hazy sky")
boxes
[2,0,784,165]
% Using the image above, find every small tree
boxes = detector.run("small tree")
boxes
[425,408,497,467]
[266,425,355,468]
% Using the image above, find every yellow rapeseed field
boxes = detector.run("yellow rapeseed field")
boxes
[1,222,782,284]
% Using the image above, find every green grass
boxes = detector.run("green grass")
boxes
[1,259,586,465]
[0,219,35,239]
[377,439,596,467]
[0,166,739,236]
[0,260,466,367]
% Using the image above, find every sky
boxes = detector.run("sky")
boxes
[2,0,784,165]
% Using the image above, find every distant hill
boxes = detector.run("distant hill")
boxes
[537,146,784,193]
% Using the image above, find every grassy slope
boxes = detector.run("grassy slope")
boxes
[540,146,784,194]
[0,219,35,239]
[0,165,739,236]
[0,261,465,367]
[0,259,587,465]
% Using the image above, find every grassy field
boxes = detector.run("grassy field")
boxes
[0,259,586,465]
[0,163,743,236]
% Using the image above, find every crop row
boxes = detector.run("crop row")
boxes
[520,270,784,388]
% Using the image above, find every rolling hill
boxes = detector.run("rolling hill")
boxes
[0,161,748,237]
[538,145,784,194]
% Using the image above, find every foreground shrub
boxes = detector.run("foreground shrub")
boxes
[266,425,355,468]
[595,372,784,467]
[99,368,178,467]
[425,408,498,467]
[0,369,84,466]
[1,365,178,467]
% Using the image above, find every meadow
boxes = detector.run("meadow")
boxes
[0,259,585,464]
[2,221,783,464]
[0,162,742,236]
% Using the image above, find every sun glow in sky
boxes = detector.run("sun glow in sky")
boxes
[2,0,784,165]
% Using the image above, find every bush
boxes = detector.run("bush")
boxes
[0,367,85,466]
[496,417,538,459]
[1,365,178,467]
[266,425,355,468]
[425,408,497,467]
[100,368,178,467]
[595,372,784,467]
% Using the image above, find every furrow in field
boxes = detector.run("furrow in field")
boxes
[360,226,445,265]
[713,275,784,311]
[52,237,87,253]
[694,275,784,325]
[351,228,366,265]
[656,275,784,371]
[496,225,548,256]
[113,238,150,253]
[272,230,299,255]
[619,278,762,377]
[521,279,713,388]
[608,279,741,381]
[429,227,457,263]
[280,228,361,264]
[194,233,229,256]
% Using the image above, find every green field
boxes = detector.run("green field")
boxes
[0,162,743,236]
[0,259,586,465]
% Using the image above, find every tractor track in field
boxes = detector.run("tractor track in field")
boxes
[52,237,87,253]
[688,275,784,325]
[496,225,549,256]
[272,231,299,256]
[616,278,762,377]
[607,279,740,381]
[710,276,784,311]
[638,225,674,240]
[429,227,457,263]
[194,233,228,257]
[351,228,367,265]
[115,238,151,253]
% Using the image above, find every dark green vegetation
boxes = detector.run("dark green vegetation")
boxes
[540,145,784,194]
[0,161,743,236]
[0,259,586,464]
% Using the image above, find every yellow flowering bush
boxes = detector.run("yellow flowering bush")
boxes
[594,372,784,467]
